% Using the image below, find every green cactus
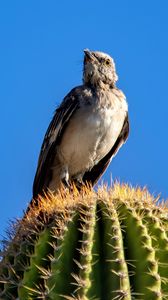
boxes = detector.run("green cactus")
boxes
[0,184,168,300]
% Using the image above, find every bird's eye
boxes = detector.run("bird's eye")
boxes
[105,59,110,66]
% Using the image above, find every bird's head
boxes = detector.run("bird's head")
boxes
[83,49,118,88]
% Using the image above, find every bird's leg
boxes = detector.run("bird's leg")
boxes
[72,173,85,190]
[60,165,70,188]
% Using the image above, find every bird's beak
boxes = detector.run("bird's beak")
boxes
[84,49,95,62]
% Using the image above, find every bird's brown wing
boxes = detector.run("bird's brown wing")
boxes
[83,113,129,186]
[33,88,80,198]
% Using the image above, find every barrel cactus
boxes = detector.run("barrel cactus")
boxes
[0,184,168,300]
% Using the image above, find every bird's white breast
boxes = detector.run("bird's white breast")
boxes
[58,90,128,177]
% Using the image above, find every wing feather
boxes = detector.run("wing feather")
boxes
[33,89,80,198]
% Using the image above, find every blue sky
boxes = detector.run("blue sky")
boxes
[0,1,168,238]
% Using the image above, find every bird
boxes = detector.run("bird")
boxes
[32,49,129,202]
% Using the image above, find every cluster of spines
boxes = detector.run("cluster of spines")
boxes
[117,200,162,299]
[0,184,168,300]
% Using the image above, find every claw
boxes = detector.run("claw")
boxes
[61,177,70,189]
[73,177,85,191]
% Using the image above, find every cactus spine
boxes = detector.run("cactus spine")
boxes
[0,184,168,299]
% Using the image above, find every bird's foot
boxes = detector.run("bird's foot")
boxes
[73,175,85,191]
[61,177,70,189]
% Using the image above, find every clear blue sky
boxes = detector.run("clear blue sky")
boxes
[0,1,168,238]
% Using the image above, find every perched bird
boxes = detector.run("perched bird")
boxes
[33,49,129,200]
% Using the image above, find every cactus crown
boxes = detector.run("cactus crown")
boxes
[0,184,168,300]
